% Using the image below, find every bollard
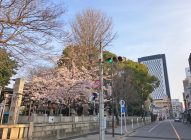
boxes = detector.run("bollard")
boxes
[137,118,139,127]
[131,118,134,129]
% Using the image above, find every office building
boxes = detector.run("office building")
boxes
[171,99,183,118]
[138,54,172,118]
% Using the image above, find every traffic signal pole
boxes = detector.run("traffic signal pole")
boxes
[111,62,115,137]
[99,43,105,140]
[105,56,123,138]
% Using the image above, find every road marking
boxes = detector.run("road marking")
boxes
[170,120,181,140]
[148,122,161,132]
[128,131,136,136]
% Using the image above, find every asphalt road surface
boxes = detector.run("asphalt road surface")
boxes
[125,120,191,140]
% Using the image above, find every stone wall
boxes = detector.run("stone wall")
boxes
[18,114,96,124]
[32,121,99,140]
[1,116,151,140]
[31,116,151,140]
[15,115,152,140]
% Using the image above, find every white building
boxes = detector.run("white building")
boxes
[171,99,183,118]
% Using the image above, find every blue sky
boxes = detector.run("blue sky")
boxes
[59,0,191,102]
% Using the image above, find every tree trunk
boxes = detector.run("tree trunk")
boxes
[0,86,2,95]
[115,101,119,125]
[0,86,3,104]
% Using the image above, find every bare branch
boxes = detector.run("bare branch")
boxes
[0,0,66,64]
[69,8,116,49]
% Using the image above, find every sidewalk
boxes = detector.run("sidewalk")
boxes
[65,120,149,140]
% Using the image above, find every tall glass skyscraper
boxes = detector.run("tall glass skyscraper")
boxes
[138,54,173,118]
[138,54,171,100]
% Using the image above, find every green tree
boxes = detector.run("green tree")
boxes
[0,49,17,96]
[112,59,159,117]
[120,60,159,102]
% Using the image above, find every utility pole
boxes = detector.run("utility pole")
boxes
[99,42,105,140]
[111,62,115,137]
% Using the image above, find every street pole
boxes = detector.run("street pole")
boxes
[99,43,105,140]
[111,62,115,137]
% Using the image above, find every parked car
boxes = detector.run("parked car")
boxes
[174,117,181,122]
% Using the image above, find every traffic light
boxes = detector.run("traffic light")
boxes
[106,58,113,63]
[113,57,118,62]
[118,56,123,62]
[105,56,123,63]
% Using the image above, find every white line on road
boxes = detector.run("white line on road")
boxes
[169,120,181,140]
[148,122,161,132]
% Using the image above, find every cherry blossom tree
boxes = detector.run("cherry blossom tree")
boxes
[28,63,97,106]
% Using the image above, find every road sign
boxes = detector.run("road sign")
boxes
[121,107,126,113]
[119,100,127,135]
[119,100,125,108]
[120,100,126,113]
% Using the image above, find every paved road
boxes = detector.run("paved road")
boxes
[125,120,191,140]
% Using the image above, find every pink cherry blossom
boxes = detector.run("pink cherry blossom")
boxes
[28,64,98,105]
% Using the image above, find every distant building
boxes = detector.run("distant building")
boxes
[183,67,191,121]
[189,53,191,72]
[138,54,171,100]
[183,53,191,123]
[138,54,172,118]
[185,67,191,78]
[171,99,183,118]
